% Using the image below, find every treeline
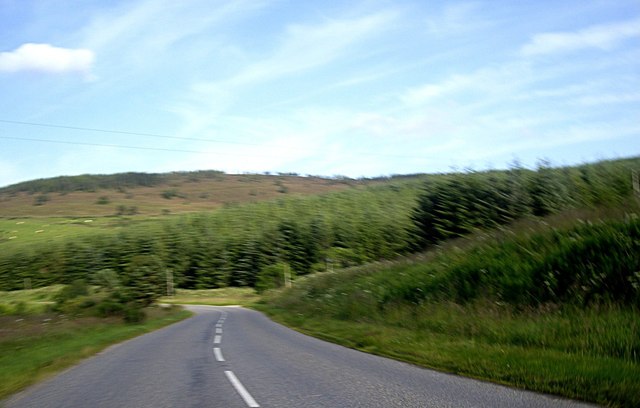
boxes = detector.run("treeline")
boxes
[412,158,638,247]
[0,183,419,291]
[0,170,226,194]
[0,168,430,196]
[0,157,638,298]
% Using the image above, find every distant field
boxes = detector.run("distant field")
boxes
[0,174,365,217]
[0,216,161,250]
[159,287,260,306]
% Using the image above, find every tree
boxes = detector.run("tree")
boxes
[121,255,165,306]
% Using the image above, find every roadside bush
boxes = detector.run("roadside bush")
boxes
[123,305,146,323]
[0,304,10,315]
[95,297,124,317]
[54,280,89,305]
[255,263,292,293]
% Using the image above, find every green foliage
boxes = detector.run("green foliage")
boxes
[51,259,162,320]
[123,305,146,323]
[255,262,292,293]
[52,280,100,316]
[116,205,138,215]
[91,269,120,290]
[1,172,165,194]
[271,210,640,319]
[259,300,640,407]
[121,255,165,307]
[0,306,192,400]
[325,247,365,268]
[1,157,637,298]
[33,194,50,206]
[96,196,110,205]
[412,158,638,247]
[261,208,640,406]
[161,189,183,199]
[54,280,89,304]
[412,171,529,245]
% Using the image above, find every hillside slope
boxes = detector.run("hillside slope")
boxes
[0,172,377,217]
[260,206,640,407]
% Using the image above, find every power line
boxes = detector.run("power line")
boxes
[0,118,427,159]
[0,135,255,156]
[0,118,257,146]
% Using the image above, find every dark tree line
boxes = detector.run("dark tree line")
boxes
[411,158,638,247]
[0,170,228,194]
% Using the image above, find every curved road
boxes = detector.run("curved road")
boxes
[4,306,596,408]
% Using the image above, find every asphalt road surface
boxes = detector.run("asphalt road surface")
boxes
[4,305,597,408]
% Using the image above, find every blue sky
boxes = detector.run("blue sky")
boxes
[1,0,639,187]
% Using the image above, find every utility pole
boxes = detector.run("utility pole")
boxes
[284,264,292,288]
[166,269,174,296]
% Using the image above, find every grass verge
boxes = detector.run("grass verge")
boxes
[257,209,640,407]
[257,302,638,408]
[0,306,192,400]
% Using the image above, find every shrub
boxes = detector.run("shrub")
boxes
[33,194,50,206]
[54,280,89,304]
[96,196,110,205]
[123,305,146,323]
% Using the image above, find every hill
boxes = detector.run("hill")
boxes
[0,171,380,217]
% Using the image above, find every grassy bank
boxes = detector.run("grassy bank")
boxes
[0,305,191,400]
[258,302,638,407]
[259,209,640,407]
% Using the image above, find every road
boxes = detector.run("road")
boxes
[4,305,596,408]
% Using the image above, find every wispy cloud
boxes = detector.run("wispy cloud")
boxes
[401,62,535,107]
[173,9,399,136]
[521,17,640,56]
[426,2,492,36]
[221,10,398,88]
[81,0,268,54]
[0,43,95,77]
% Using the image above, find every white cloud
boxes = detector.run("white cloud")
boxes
[521,17,640,56]
[401,62,537,107]
[402,73,474,105]
[0,43,95,76]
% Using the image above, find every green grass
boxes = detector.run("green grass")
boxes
[258,208,640,407]
[0,216,166,251]
[0,306,192,400]
[159,287,261,306]
[0,285,63,314]
[258,300,639,407]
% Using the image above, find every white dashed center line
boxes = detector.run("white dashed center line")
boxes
[213,347,225,362]
[212,310,259,407]
[225,370,260,407]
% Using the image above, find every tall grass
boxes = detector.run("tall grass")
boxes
[260,205,640,407]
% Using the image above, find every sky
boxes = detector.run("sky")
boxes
[1,0,639,187]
